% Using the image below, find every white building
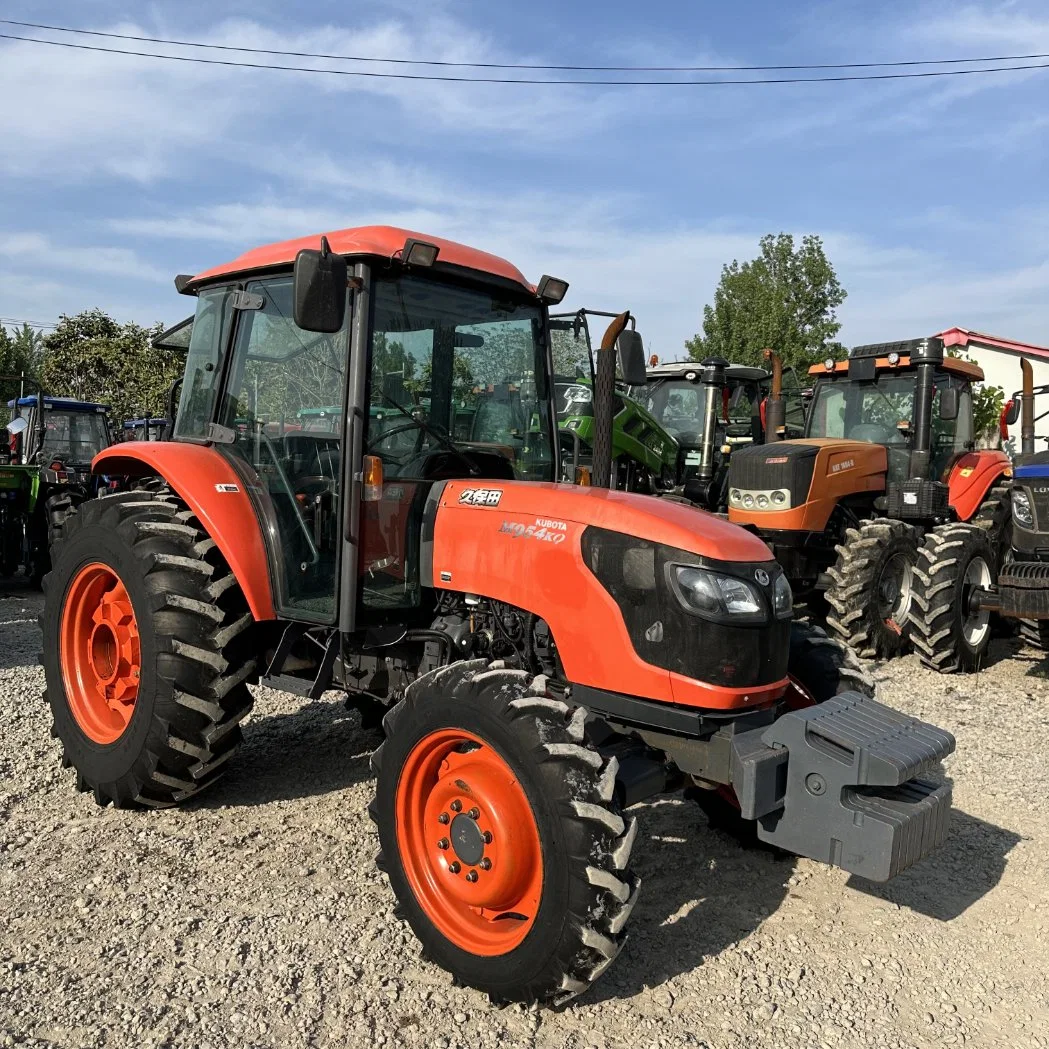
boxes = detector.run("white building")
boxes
[939,327,1049,449]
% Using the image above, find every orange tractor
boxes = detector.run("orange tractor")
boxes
[43,226,954,1004]
[726,338,1011,665]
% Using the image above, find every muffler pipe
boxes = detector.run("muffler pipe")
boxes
[909,337,943,480]
[592,312,631,489]
[1021,357,1035,457]
[698,357,727,483]
[763,348,785,443]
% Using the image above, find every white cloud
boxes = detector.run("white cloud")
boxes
[0,232,168,284]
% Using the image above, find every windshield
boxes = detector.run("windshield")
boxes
[368,275,554,480]
[631,377,761,443]
[807,374,917,442]
[39,410,110,464]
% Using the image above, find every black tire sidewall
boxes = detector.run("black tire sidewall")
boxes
[375,684,577,997]
[44,515,163,784]
[864,533,916,655]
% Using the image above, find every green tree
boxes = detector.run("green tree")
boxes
[38,309,182,424]
[687,233,847,370]
[0,322,45,379]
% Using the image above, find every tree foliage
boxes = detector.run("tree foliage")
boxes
[686,233,847,370]
[38,309,182,424]
[0,322,44,380]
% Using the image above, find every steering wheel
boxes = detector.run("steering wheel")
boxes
[849,423,901,445]
[366,422,428,464]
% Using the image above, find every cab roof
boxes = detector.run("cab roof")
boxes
[189,225,533,293]
[808,349,984,382]
[644,361,768,382]
[8,396,110,412]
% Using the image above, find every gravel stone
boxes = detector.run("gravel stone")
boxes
[2,584,1048,1048]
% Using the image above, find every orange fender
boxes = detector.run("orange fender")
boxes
[946,450,1012,522]
[93,444,276,620]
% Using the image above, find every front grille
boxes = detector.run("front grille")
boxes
[728,442,819,505]
[580,526,790,689]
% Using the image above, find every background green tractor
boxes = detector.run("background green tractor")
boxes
[549,309,678,491]
[1,376,113,584]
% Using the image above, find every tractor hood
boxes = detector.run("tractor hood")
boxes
[726,439,888,532]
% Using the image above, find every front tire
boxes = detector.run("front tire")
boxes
[908,524,996,673]
[42,489,258,807]
[824,518,919,659]
[370,660,639,1005]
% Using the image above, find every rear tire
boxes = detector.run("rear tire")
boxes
[824,518,919,660]
[30,490,80,587]
[908,524,996,673]
[1019,619,1049,650]
[42,489,258,807]
[370,659,639,1005]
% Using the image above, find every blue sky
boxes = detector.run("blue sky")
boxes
[1,0,1047,359]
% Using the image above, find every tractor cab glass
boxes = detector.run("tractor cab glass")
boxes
[634,376,765,445]
[361,275,554,613]
[807,371,973,481]
[37,409,110,466]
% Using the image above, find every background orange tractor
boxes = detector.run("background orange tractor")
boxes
[42,226,954,1004]
[726,337,1011,663]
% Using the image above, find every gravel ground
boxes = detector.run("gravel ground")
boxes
[2,580,1048,1049]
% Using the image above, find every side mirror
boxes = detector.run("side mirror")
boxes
[616,329,647,387]
[939,386,959,421]
[293,237,347,333]
[1003,399,1021,426]
[5,416,28,436]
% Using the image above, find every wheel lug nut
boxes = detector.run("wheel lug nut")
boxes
[437,813,450,824]
[467,807,480,820]
[480,858,492,871]
[482,831,493,844]
[465,870,478,883]
[448,861,461,874]
[437,838,450,850]
[450,799,462,812]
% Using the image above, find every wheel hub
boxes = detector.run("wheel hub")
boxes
[450,812,485,867]
[395,729,544,955]
[60,563,141,745]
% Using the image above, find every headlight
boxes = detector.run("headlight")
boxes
[771,489,788,505]
[757,494,769,508]
[1013,488,1034,528]
[742,493,755,508]
[670,564,765,623]
[773,574,793,618]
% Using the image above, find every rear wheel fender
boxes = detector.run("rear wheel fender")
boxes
[93,444,275,620]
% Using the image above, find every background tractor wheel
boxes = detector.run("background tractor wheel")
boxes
[29,490,81,587]
[1019,620,1049,650]
[971,482,1012,569]
[370,659,639,1006]
[41,488,258,808]
[824,518,919,660]
[690,621,875,841]
[908,524,996,673]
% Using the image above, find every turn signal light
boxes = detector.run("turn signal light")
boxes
[575,466,592,486]
[363,455,383,502]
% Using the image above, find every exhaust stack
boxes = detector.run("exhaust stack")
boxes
[763,348,784,443]
[908,337,943,480]
[591,312,631,489]
[1021,357,1035,457]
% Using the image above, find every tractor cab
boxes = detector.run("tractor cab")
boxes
[548,308,678,491]
[7,395,112,469]
[805,341,979,490]
[123,417,169,442]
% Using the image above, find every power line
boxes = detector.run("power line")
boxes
[3,18,1048,72]
[0,317,57,330]
[3,32,1049,85]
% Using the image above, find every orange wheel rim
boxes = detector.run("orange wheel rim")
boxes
[60,563,141,745]
[395,729,543,956]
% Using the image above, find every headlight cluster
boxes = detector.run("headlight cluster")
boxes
[1013,488,1034,528]
[669,564,792,623]
[728,488,791,511]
